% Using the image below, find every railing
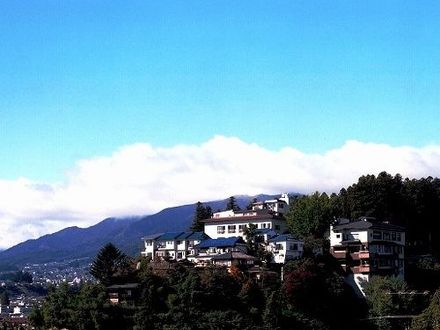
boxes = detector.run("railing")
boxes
[350,251,370,260]
[353,265,370,273]
[359,251,370,259]
[331,250,347,259]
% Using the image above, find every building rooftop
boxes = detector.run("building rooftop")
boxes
[142,231,210,241]
[332,218,405,232]
[211,251,258,261]
[268,234,301,242]
[196,237,245,249]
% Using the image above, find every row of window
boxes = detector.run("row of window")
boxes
[372,230,402,242]
[275,243,299,251]
[369,244,404,254]
[217,224,248,234]
[216,223,280,234]
[372,259,404,267]
[146,240,199,247]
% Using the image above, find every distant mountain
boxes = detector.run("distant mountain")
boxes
[0,194,285,268]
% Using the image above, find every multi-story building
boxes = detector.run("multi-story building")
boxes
[266,234,304,264]
[330,217,405,296]
[202,194,290,239]
[188,236,249,267]
[141,231,209,261]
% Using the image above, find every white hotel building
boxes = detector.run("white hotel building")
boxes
[202,194,290,240]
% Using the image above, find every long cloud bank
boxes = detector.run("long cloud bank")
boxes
[1,135,440,248]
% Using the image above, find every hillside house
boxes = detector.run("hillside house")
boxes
[141,231,209,261]
[266,234,304,263]
[330,217,405,296]
[189,236,248,266]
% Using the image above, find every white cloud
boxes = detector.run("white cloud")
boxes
[0,136,439,248]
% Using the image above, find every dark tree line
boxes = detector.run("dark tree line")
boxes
[286,172,440,257]
[31,251,365,330]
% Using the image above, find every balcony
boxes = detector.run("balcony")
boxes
[331,250,347,259]
[353,265,370,273]
[350,251,370,260]
[359,251,370,259]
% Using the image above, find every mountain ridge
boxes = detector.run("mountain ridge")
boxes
[0,194,289,267]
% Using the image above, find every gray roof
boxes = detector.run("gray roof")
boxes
[333,219,405,232]
[268,234,302,243]
[142,231,210,241]
[211,251,258,261]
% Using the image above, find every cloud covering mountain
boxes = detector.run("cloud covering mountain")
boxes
[1,135,439,248]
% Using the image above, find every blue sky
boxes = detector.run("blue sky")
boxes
[1,0,439,183]
[1,1,440,247]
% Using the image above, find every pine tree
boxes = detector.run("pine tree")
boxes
[90,243,128,285]
[226,196,241,211]
[190,202,212,232]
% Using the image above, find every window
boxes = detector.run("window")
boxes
[167,241,173,245]
[275,225,280,230]
[146,241,152,246]
[177,252,183,259]
[239,225,246,233]
[373,231,382,240]
[176,240,182,245]
[267,223,271,229]
[279,203,284,209]
[228,225,236,233]
[397,233,401,241]
[217,226,225,234]
[276,243,284,250]
[336,234,341,239]
[391,232,396,241]
[289,243,298,251]
[383,232,390,240]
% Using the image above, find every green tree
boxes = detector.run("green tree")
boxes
[42,283,75,329]
[29,307,44,329]
[0,291,9,306]
[72,284,108,330]
[90,243,130,285]
[190,201,212,232]
[226,196,241,211]
[364,276,416,330]
[263,290,282,330]
[242,223,271,262]
[411,288,440,330]
[285,192,332,238]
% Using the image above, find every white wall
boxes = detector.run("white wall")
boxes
[204,219,286,239]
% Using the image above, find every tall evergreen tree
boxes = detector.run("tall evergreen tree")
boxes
[226,196,241,211]
[90,243,129,285]
[190,202,212,232]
